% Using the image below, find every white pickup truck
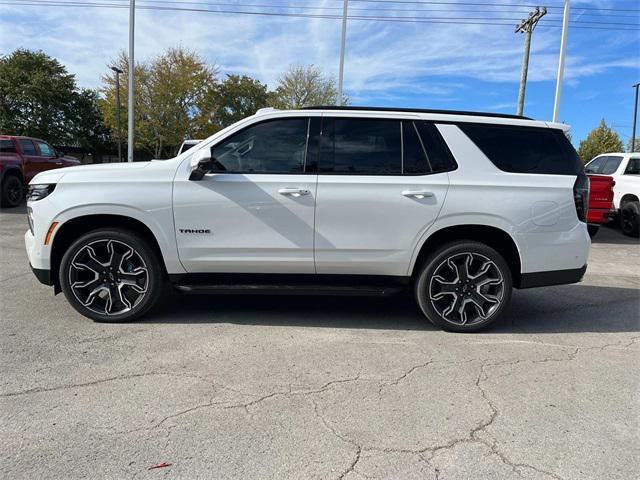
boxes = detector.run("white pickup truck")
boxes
[585,153,640,237]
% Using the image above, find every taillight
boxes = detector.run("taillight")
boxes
[574,172,589,222]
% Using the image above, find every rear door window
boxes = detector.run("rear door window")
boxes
[402,121,431,174]
[600,156,623,175]
[459,124,582,175]
[19,139,36,155]
[321,118,402,174]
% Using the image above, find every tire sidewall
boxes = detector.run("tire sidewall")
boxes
[415,241,513,332]
[1,175,23,208]
[621,202,639,237]
[59,229,164,322]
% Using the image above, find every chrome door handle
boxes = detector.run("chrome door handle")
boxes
[278,187,310,197]
[401,190,434,199]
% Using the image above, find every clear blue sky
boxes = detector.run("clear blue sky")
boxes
[1,0,639,146]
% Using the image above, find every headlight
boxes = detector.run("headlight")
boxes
[27,184,56,202]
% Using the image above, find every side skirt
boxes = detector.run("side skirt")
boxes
[169,273,411,297]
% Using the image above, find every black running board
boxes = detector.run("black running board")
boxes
[173,283,405,296]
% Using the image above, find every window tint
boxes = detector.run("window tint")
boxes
[36,141,55,157]
[19,139,36,155]
[625,158,640,175]
[600,156,622,175]
[211,118,309,173]
[323,118,401,174]
[585,157,606,174]
[0,139,16,153]
[415,122,457,173]
[460,124,583,175]
[402,121,430,174]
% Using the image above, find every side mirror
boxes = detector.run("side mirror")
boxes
[189,157,214,181]
[56,150,64,158]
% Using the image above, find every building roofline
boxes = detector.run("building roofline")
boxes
[300,105,532,120]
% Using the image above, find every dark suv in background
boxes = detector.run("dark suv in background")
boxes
[0,135,80,207]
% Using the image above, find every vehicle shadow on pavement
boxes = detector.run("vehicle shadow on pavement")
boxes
[0,203,27,214]
[146,283,640,334]
[592,224,639,245]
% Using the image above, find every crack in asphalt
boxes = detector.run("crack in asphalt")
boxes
[4,337,636,478]
[377,359,434,396]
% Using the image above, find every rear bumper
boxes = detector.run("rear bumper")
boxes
[587,208,615,225]
[517,264,587,289]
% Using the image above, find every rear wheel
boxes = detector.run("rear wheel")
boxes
[59,229,165,322]
[414,241,512,332]
[620,201,639,238]
[1,174,23,208]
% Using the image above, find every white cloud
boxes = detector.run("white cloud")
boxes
[0,0,637,99]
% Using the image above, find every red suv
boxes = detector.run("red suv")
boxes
[0,135,80,207]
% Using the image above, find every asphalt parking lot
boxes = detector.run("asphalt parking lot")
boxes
[1,206,638,480]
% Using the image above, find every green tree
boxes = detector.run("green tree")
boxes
[270,65,344,109]
[197,74,269,134]
[100,47,218,158]
[627,136,639,153]
[0,49,78,143]
[577,119,624,163]
[69,89,112,151]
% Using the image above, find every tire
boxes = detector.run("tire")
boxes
[414,241,513,333]
[587,224,600,239]
[59,229,166,322]
[620,201,640,238]
[1,174,24,208]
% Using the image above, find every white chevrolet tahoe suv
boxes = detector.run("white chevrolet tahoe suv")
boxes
[25,107,590,332]
[585,152,640,237]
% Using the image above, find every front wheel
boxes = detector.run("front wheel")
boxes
[414,241,513,332]
[59,229,165,322]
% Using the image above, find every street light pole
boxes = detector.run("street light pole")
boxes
[337,0,348,106]
[632,83,639,153]
[553,0,570,122]
[127,0,135,162]
[110,66,123,162]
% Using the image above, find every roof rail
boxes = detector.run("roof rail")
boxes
[300,105,532,120]
[255,107,278,115]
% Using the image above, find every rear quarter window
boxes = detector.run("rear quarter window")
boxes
[459,124,583,175]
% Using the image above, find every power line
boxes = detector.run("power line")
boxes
[5,0,640,26]
[11,0,640,20]
[12,0,640,21]
[1,0,639,29]
[341,0,640,12]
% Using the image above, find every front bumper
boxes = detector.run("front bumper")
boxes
[30,264,53,285]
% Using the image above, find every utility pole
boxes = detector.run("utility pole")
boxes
[515,7,547,117]
[127,0,135,162]
[337,0,348,106]
[553,0,570,122]
[632,83,639,152]
[110,66,123,162]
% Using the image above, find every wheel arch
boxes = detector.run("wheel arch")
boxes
[620,194,639,207]
[410,224,523,287]
[50,214,168,292]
